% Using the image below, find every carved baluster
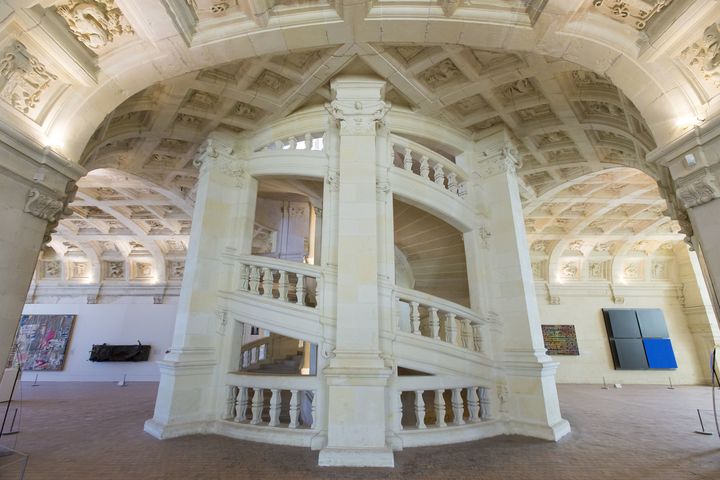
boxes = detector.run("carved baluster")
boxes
[312,277,320,308]
[447,172,458,194]
[467,386,480,422]
[310,390,317,429]
[415,390,426,429]
[434,389,446,427]
[451,388,465,425]
[433,163,445,186]
[289,390,300,429]
[234,387,248,422]
[471,321,483,353]
[262,267,273,297]
[288,136,297,149]
[249,266,260,294]
[278,270,289,302]
[268,389,281,426]
[273,140,283,150]
[429,307,440,340]
[410,301,421,335]
[224,386,236,420]
[238,263,249,292]
[403,147,413,171]
[397,391,404,431]
[444,312,458,345]
[296,274,306,306]
[321,132,327,150]
[305,132,313,149]
[479,387,491,420]
[461,318,473,349]
[420,156,430,179]
[457,182,467,198]
[250,388,264,425]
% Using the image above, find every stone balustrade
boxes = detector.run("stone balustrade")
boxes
[256,131,326,152]
[232,255,321,308]
[395,376,491,431]
[394,287,486,354]
[223,374,319,430]
[390,135,468,199]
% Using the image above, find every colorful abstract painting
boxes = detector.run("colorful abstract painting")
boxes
[11,315,75,371]
[541,324,580,356]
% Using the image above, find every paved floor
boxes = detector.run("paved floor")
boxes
[0,382,719,479]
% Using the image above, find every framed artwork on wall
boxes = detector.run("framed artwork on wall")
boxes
[541,325,580,355]
[603,308,677,370]
[6,314,76,371]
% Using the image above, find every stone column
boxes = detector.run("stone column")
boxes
[474,130,570,440]
[318,77,394,467]
[675,166,720,318]
[0,126,84,383]
[145,134,257,438]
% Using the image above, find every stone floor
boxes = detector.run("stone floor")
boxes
[0,382,719,479]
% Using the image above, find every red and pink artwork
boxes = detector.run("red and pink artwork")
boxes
[9,314,76,371]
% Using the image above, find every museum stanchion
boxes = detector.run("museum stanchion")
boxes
[0,347,29,479]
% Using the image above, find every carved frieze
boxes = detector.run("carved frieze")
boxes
[681,23,720,89]
[0,42,58,118]
[56,0,134,50]
[591,0,673,30]
[167,260,185,280]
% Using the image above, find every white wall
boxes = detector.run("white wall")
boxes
[537,289,710,385]
[19,303,177,382]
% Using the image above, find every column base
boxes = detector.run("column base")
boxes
[318,447,395,467]
[506,418,571,441]
[143,418,211,439]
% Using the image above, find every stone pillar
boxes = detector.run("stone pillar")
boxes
[145,134,257,438]
[474,130,570,440]
[318,77,394,467]
[0,126,84,382]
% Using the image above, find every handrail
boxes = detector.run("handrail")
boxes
[225,253,322,279]
[393,286,487,353]
[225,372,320,391]
[395,375,489,391]
[390,134,469,199]
[393,286,482,323]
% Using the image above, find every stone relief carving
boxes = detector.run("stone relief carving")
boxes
[135,262,153,279]
[44,261,61,278]
[531,240,547,254]
[676,169,720,209]
[559,261,579,279]
[167,261,185,280]
[681,23,720,88]
[255,70,289,93]
[56,0,134,50]
[651,261,667,279]
[588,261,606,280]
[252,225,276,254]
[623,262,642,279]
[71,262,90,278]
[106,261,125,279]
[568,240,585,253]
[0,42,58,117]
[419,59,463,89]
[591,0,673,30]
[24,189,65,222]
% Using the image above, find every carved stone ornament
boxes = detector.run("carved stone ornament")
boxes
[681,23,720,88]
[676,169,720,209]
[215,309,228,336]
[56,0,134,50]
[24,189,64,222]
[480,143,522,177]
[592,0,673,31]
[327,169,340,192]
[0,42,58,117]
[325,99,391,136]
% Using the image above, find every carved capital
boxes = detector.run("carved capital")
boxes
[24,188,64,222]
[325,99,391,136]
[193,138,244,185]
[675,168,720,209]
[327,168,340,192]
[478,143,522,177]
[0,41,58,118]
